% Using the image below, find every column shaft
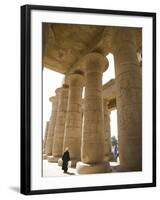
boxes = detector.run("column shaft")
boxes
[52,86,69,160]
[76,52,111,174]
[103,100,112,160]
[114,29,142,171]
[45,96,58,155]
[63,73,83,165]
[43,121,50,153]
[82,72,104,163]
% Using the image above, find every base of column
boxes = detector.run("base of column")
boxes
[58,158,78,167]
[76,161,111,174]
[43,154,47,160]
[104,153,114,162]
[47,156,59,163]
[114,164,142,172]
[58,158,62,166]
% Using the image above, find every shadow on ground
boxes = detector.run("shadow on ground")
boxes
[9,186,20,193]
[65,172,76,175]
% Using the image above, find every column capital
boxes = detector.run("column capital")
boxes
[110,27,138,53]
[65,72,84,87]
[81,52,109,73]
[55,85,69,94]
[55,87,61,94]
[49,96,56,102]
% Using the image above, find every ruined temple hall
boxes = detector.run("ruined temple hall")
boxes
[42,23,142,174]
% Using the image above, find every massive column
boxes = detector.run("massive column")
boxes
[43,121,50,159]
[45,96,58,156]
[51,85,69,162]
[76,52,111,174]
[113,28,142,171]
[103,99,112,160]
[63,72,84,166]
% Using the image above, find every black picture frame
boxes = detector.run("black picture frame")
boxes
[20,4,156,195]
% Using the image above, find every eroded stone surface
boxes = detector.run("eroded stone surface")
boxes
[63,73,84,166]
[47,155,59,163]
[104,99,112,160]
[76,53,111,173]
[43,24,142,75]
[45,96,58,155]
[43,25,142,174]
[43,121,50,154]
[113,28,142,171]
[76,161,111,174]
[52,86,69,160]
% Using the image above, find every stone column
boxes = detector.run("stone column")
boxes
[113,28,142,171]
[45,96,58,156]
[43,121,50,159]
[76,52,111,174]
[52,85,69,162]
[63,72,84,166]
[103,99,112,161]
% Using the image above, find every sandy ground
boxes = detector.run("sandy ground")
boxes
[43,160,120,177]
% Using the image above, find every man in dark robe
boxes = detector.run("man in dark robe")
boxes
[62,147,70,173]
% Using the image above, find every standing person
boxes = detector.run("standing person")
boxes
[114,143,119,162]
[62,147,70,173]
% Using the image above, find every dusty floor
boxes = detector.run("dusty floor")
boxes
[43,160,120,177]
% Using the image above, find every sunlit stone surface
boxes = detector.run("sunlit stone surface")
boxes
[43,24,142,174]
